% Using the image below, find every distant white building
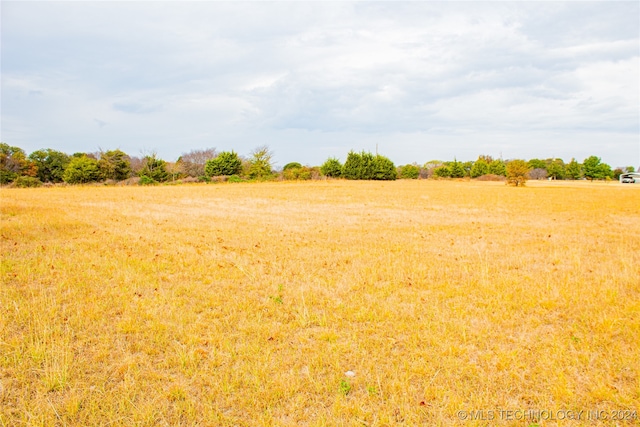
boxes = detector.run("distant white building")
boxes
[619,172,640,184]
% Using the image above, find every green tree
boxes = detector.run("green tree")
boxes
[565,158,582,180]
[546,159,566,180]
[28,148,70,183]
[139,154,169,182]
[342,151,369,180]
[342,151,395,180]
[528,158,547,170]
[582,156,601,181]
[205,151,242,177]
[371,154,396,180]
[0,143,33,184]
[470,159,489,178]
[582,156,612,181]
[320,157,343,178]
[98,149,131,181]
[506,159,530,186]
[248,145,274,180]
[63,155,101,184]
[488,159,506,176]
[398,164,420,179]
[433,165,451,178]
[449,159,465,178]
[462,161,474,177]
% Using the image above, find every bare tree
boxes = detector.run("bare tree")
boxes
[529,168,548,180]
[179,148,217,177]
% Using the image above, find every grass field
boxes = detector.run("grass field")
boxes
[1,180,639,426]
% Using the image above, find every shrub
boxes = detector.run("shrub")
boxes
[247,146,274,180]
[488,159,506,176]
[470,159,489,178]
[320,157,343,178]
[13,176,43,188]
[449,160,465,178]
[139,175,157,186]
[205,151,242,177]
[98,149,131,181]
[283,162,302,171]
[433,165,451,178]
[398,164,420,179]
[63,156,101,184]
[342,151,396,180]
[139,154,169,182]
[28,148,70,183]
[283,166,313,180]
[372,155,397,180]
[228,175,243,183]
[506,159,530,186]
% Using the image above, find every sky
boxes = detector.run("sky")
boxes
[1,1,639,168]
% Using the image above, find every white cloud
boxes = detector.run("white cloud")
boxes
[1,1,638,167]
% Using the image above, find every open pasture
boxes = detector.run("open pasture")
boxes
[1,180,639,426]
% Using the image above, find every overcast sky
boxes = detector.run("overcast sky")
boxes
[2,1,639,168]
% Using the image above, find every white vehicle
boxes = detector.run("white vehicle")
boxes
[619,172,640,184]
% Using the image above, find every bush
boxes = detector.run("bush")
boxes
[13,176,43,188]
[139,175,157,185]
[139,154,169,182]
[28,148,70,183]
[449,160,465,178]
[283,166,313,180]
[506,159,530,186]
[488,159,506,176]
[63,156,101,184]
[247,146,274,180]
[320,157,343,178]
[205,151,242,177]
[228,175,243,183]
[433,165,451,178]
[283,162,302,171]
[98,149,131,181]
[342,151,396,180]
[398,164,420,179]
[470,159,489,178]
[372,155,396,180]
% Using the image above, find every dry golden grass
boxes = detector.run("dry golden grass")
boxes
[1,180,639,426]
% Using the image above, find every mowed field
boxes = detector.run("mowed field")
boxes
[1,180,639,426]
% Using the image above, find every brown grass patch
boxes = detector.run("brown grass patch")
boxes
[1,180,639,425]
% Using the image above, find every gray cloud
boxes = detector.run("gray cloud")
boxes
[1,1,638,167]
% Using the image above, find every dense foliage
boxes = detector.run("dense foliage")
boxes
[342,151,396,180]
[320,157,343,178]
[0,140,629,186]
[506,159,530,186]
[205,151,242,177]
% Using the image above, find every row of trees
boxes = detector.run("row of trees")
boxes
[1,141,633,187]
[408,155,631,182]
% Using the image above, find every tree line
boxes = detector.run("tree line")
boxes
[0,142,633,188]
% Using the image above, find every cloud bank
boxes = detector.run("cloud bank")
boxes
[2,1,638,167]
